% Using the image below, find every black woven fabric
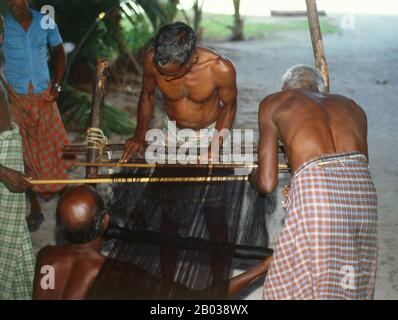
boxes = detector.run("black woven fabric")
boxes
[88,167,276,299]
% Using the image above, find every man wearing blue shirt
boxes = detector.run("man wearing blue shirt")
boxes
[2,0,74,232]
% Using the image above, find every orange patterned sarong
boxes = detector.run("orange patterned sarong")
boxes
[8,85,75,194]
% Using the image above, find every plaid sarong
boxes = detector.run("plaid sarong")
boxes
[0,124,35,299]
[8,85,75,193]
[264,152,378,300]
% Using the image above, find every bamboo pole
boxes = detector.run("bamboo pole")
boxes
[63,144,286,155]
[30,176,249,185]
[305,0,330,92]
[75,161,290,171]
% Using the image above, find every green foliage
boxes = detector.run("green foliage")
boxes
[121,11,154,54]
[200,13,339,40]
[59,85,135,136]
[26,0,173,135]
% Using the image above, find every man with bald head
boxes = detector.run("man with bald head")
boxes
[33,185,108,300]
[250,65,378,300]
[34,185,271,299]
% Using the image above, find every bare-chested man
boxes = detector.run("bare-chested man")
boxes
[121,21,237,162]
[33,185,271,300]
[120,22,237,285]
[250,65,377,300]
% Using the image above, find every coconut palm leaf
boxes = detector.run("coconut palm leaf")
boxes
[59,85,135,136]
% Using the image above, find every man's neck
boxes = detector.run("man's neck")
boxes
[71,237,102,254]
[13,9,32,31]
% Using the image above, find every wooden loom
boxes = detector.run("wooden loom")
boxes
[29,2,328,264]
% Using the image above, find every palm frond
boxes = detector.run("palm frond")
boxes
[59,85,135,136]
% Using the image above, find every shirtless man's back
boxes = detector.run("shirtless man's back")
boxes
[34,245,104,300]
[250,65,377,300]
[33,185,272,300]
[264,89,368,173]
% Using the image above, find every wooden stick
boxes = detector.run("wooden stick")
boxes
[86,58,109,178]
[63,144,287,154]
[305,0,330,92]
[30,176,249,185]
[75,161,290,171]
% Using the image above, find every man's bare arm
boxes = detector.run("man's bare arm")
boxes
[121,51,156,162]
[213,58,238,147]
[249,97,279,194]
[50,44,66,100]
[0,87,12,132]
[227,256,272,298]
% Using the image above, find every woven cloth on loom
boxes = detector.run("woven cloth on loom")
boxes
[264,152,378,300]
[87,166,275,299]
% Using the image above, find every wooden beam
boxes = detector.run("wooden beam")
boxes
[86,59,109,178]
[305,0,330,92]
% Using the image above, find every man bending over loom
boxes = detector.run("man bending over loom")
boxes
[250,65,378,300]
[121,21,237,162]
[120,22,238,285]
[33,185,271,300]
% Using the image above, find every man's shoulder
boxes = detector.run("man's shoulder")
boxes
[37,245,75,264]
[198,47,234,67]
[259,91,290,109]
[198,48,235,80]
[37,245,61,261]
[31,9,46,21]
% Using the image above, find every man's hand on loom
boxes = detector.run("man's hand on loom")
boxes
[120,136,145,163]
[0,165,32,193]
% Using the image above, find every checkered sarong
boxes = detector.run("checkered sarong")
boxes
[264,152,378,300]
[8,85,75,193]
[0,124,35,300]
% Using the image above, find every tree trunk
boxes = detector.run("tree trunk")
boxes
[305,0,330,92]
[193,0,204,41]
[231,0,244,41]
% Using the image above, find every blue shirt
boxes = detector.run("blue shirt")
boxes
[2,9,63,94]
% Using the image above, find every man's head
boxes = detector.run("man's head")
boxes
[57,185,109,244]
[6,0,30,18]
[153,22,197,80]
[281,65,326,93]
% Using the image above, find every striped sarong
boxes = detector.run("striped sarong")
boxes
[264,152,378,300]
[0,124,35,299]
[8,84,75,194]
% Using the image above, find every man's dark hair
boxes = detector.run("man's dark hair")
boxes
[153,21,197,67]
[58,189,106,244]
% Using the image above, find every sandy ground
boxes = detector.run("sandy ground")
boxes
[30,15,398,300]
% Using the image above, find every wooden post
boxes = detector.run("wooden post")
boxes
[305,0,330,92]
[86,58,109,178]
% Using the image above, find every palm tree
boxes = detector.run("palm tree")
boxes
[192,0,205,40]
[231,0,244,41]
